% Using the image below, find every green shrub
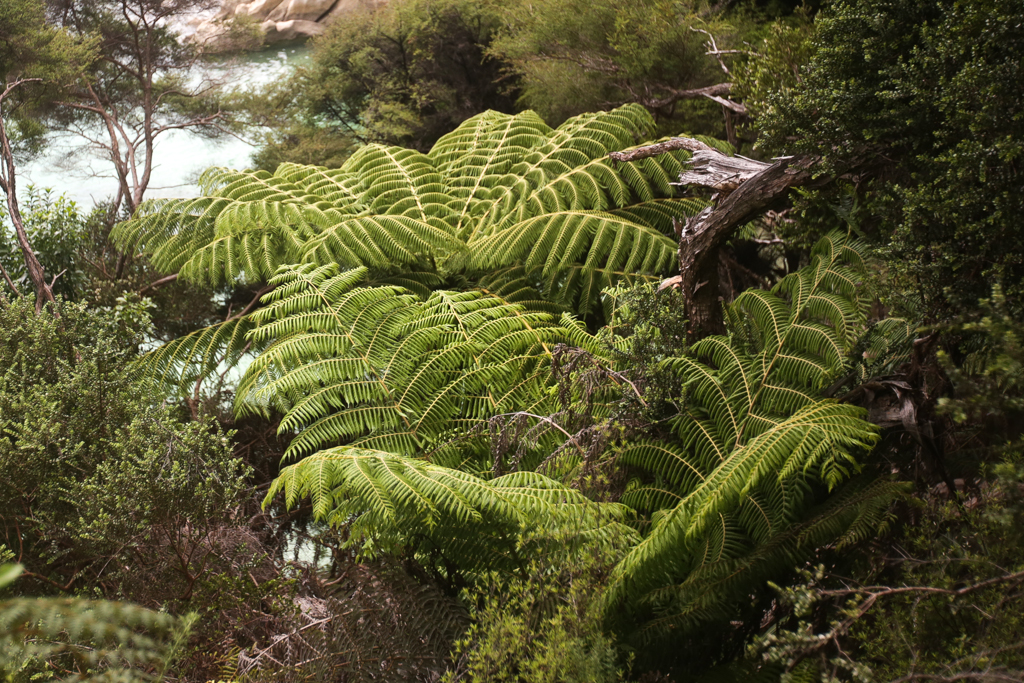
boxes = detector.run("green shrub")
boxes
[444,540,629,683]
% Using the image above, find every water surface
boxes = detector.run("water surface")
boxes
[18,44,310,209]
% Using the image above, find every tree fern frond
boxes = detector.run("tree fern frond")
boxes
[265,447,636,573]
[606,233,883,631]
[851,317,915,381]
[233,265,588,463]
[122,105,693,320]
[130,316,258,393]
[610,400,877,598]
[365,270,446,299]
[473,266,569,315]
[630,478,907,637]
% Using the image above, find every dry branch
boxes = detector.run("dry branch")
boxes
[676,152,818,338]
[610,137,823,339]
[608,137,718,162]
[644,82,742,111]
[675,151,771,191]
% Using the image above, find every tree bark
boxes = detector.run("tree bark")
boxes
[0,80,58,314]
[678,153,818,340]
[610,139,821,341]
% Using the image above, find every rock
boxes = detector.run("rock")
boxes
[267,0,337,23]
[213,0,248,20]
[238,0,287,18]
[260,18,326,41]
[188,0,386,50]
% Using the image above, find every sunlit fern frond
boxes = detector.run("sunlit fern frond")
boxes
[131,316,259,394]
[235,264,582,462]
[605,233,882,627]
[114,104,704,318]
[611,401,878,600]
[265,448,637,575]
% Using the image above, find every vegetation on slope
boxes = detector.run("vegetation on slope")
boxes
[1,0,1022,681]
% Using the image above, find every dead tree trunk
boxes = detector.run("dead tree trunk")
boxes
[610,138,819,341]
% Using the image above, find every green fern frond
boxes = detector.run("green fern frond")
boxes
[473,266,568,315]
[265,448,637,573]
[235,263,585,461]
[0,566,191,681]
[130,316,259,393]
[851,317,915,381]
[115,104,696,318]
[610,401,878,597]
[606,233,884,630]
[630,478,908,636]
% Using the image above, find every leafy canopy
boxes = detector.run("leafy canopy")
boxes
[760,0,1024,318]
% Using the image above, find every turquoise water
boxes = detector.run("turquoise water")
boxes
[18,44,310,209]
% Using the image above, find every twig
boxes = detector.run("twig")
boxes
[0,260,21,297]
[138,272,178,294]
[492,411,588,458]
[787,570,1024,673]
[690,26,732,75]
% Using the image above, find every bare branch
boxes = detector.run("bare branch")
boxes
[675,151,772,191]
[643,82,733,109]
[690,26,732,75]
[138,272,178,294]
[0,78,43,103]
[786,570,1024,676]
[0,260,21,297]
[608,137,718,163]
[705,93,747,114]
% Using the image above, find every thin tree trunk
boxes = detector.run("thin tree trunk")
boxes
[0,84,58,314]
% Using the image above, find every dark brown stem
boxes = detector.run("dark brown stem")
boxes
[0,260,20,297]
[138,272,178,294]
[21,570,77,593]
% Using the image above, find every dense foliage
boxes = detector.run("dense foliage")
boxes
[3,0,1024,681]
[487,0,725,127]
[0,296,252,603]
[760,0,1024,320]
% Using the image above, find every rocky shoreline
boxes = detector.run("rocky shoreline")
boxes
[190,0,385,48]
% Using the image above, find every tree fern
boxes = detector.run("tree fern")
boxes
[111,105,735,578]
[114,104,704,314]
[605,233,891,633]
[236,263,629,569]
[115,105,709,417]
[265,447,637,574]
[0,565,192,681]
